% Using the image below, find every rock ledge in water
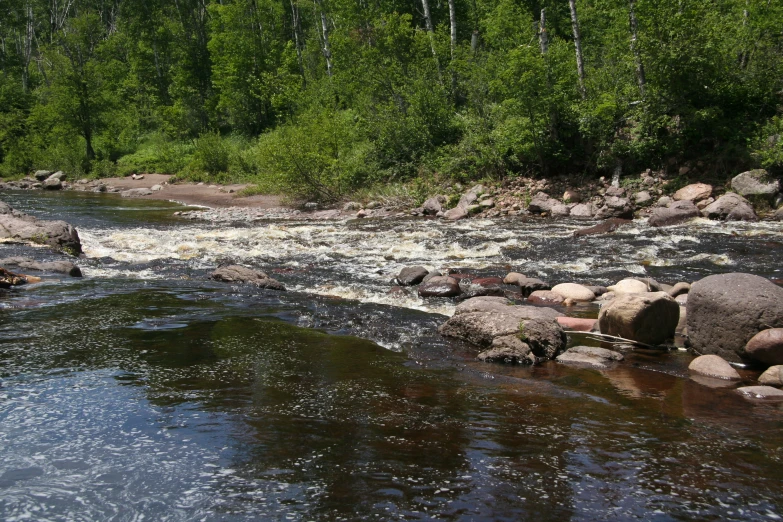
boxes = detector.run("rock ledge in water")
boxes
[0,201,82,254]
[210,265,286,291]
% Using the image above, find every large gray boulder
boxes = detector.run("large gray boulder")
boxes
[527,192,557,214]
[34,170,53,181]
[731,169,780,201]
[598,291,679,345]
[421,195,447,215]
[438,297,565,356]
[686,273,783,362]
[0,201,82,254]
[569,203,596,219]
[595,196,633,219]
[210,264,286,290]
[396,266,429,286]
[701,193,757,221]
[43,178,63,190]
[649,200,700,227]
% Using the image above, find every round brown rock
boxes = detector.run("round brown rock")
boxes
[688,354,741,380]
[528,290,565,305]
[672,183,712,202]
[745,328,783,366]
[758,365,783,386]
[598,292,679,345]
[686,273,783,362]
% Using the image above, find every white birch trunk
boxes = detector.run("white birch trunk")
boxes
[569,0,587,99]
[420,0,443,83]
[628,0,646,97]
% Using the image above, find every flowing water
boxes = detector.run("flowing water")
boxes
[1,190,782,521]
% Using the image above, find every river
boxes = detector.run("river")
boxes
[1,189,782,521]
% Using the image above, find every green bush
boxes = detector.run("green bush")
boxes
[190,131,230,177]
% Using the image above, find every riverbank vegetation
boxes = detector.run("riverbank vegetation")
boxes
[1,0,782,201]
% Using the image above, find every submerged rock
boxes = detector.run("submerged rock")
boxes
[573,218,632,237]
[687,273,783,363]
[210,264,286,291]
[0,201,82,254]
[736,386,783,400]
[0,257,81,277]
[556,346,624,369]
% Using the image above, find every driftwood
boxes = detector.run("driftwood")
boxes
[0,267,41,288]
[568,330,656,349]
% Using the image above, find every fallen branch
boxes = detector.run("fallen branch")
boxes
[567,330,656,349]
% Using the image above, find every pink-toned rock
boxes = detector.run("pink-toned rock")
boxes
[551,283,595,302]
[688,354,740,380]
[745,328,783,366]
[673,183,713,202]
[736,386,783,400]
[556,317,597,332]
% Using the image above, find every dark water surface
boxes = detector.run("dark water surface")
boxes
[1,190,782,521]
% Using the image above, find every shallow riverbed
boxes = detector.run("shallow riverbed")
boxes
[1,190,782,521]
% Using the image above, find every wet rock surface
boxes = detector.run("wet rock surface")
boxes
[688,355,741,380]
[0,201,82,254]
[598,292,679,345]
[210,264,286,290]
[687,273,783,363]
[556,346,624,369]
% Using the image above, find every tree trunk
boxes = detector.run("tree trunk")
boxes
[420,0,443,84]
[538,8,548,56]
[290,0,306,82]
[22,3,33,93]
[447,0,457,92]
[739,0,749,69]
[568,0,587,99]
[315,0,332,78]
[628,0,646,97]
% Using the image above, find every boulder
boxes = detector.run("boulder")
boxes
[673,183,713,202]
[775,207,783,221]
[442,206,468,221]
[550,203,571,217]
[43,178,62,190]
[595,196,633,219]
[556,317,597,331]
[736,386,783,400]
[503,276,550,297]
[573,218,632,237]
[477,335,534,364]
[343,201,361,211]
[418,276,461,298]
[528,192,557,214]
[649,200,700,227]
[758,365,783,386]
[556,346,624,369]
[550,283,595,302]
[744,328,783,366]
[607,278,649,295]
[656,196,673,207]
[46,171,66,181]
[527,290,565,305]
[422,195,447,215]
[667,282,691,298]
[686,273,783,362]
[34,170,52,181]
[688,354,741,380]
[605,186,626,197]
[503,272,527,285]
[150,184,164,192]
[0,257,81,277]
[731,169,780,201]
[701,193,757,221]
[0,201,82,254]
[569,203,595,219]
[421,271,443,284]
[460,277,506,299]
[634,191,652,206]
[439,298,563,348]
[563,190,581,203]
[598,291,680,345]
[396,266,429,286]
[121,188,153,198]
[210,264,286,290]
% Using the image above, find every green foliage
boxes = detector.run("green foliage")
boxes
[252,109,375,201]
[0,0,781,189]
